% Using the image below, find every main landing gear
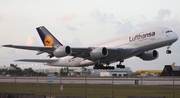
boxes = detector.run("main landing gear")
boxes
[93,60,126,70]
[166,45,172,54]
[116,60,125,69]
[93,63,115,70]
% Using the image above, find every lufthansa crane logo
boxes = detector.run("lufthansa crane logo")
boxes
[44,35,54,46]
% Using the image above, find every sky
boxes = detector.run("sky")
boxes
[0,0,180,71]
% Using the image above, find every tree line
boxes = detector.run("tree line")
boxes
[0,64,69,76]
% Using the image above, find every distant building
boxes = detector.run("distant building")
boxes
[34,67,133,77]
[90,67,133,77]
[35,68,60,74]
[46,68,60,74]
[69,68,85,76]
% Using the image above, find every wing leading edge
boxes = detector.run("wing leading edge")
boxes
[15,59,58,63]
[2,44,55,55]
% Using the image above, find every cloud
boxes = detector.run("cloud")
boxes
[116,21,134,35]
[92,10,107,24]
[25,36,41,46]
[108,14,116,23]
[155,9,171,20]
[137,18,180,30]
[63,38,82,47]
[140,15,146,21]
[56,14,76,23]
[26,36,34,46]
[0,14,3,20]
[67,26,78,31]
[136,9,180,32]
[91,10,121,26]
[91,10,135,35]
[92,10,127,36]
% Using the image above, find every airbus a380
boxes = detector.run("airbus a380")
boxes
[2,26,178,69]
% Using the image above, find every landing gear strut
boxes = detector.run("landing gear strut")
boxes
[116,60,125,69]
[166,45,172,54]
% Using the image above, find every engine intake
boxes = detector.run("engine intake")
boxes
[90,47,108,59]
[139,50,159,61]
[53,46,71,58]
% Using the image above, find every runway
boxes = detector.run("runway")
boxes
[1,76,180,85]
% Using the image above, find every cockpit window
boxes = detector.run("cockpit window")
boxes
[166,30,173,33]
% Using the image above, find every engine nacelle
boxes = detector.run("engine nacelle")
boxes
[139,50,159,61]
[90,47,108,59]
[53,46,71,58]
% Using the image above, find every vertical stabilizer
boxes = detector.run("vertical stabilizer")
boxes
[171,62,175,66]
[36,26,63,46]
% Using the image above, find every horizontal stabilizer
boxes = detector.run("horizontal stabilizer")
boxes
[15,59,58,63]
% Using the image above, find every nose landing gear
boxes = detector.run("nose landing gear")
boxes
[166,50,171,54]
[166,45,172,54]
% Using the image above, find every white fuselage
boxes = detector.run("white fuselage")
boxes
[45,27,178,67]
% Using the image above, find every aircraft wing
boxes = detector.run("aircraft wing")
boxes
[2,44,55,54]
[71,47,133,60]
[70,47,92,59]
[15,59,58,63]
[3,44,133,61]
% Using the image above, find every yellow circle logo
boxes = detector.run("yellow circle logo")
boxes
[44,35,54,46]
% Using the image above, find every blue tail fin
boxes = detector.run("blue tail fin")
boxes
[36,26,63,46]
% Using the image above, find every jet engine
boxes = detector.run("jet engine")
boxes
[53,46,71,58]
[90,47,108,59]
[139,50,159,61]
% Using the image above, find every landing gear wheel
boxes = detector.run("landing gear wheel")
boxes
[93,63,115,70]
[166,50,171,54]
[122,65,125,68]
[116,65,125,69]
[166,45,172,54]
[116,65,120,68]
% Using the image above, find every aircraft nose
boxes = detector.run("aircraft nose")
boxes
[173,32,179,41]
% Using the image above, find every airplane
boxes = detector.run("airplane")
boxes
[2,26,178,70]
[134,70,162,75]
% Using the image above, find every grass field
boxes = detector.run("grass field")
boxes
[0,82,180,98]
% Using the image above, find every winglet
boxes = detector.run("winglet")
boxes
[36,26,63,46]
